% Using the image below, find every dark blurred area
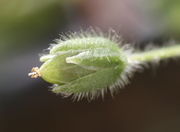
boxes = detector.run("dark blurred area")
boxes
[0,0,180,132]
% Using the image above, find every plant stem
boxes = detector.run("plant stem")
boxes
[129,45,180,62]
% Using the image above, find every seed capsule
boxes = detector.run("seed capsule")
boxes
[29,32,132,100]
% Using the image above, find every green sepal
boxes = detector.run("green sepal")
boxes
[50,37,119,54]
[66,48,126,70]
[39,51,95,84]
[52,66,123,94]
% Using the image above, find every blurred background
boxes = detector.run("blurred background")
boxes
[1,0,180,132]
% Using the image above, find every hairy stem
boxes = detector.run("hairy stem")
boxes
[129,45,180,62]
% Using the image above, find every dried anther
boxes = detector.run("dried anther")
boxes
[28,67,41,78]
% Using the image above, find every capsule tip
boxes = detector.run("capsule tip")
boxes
[28,67,41,78]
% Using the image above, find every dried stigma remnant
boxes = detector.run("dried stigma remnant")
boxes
[28,67,41,78]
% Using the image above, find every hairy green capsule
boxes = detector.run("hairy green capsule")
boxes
[29,31,133,100]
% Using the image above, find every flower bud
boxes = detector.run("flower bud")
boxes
[30,34,130,99]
